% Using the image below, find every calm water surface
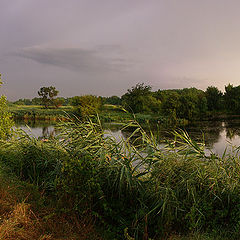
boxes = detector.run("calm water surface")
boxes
[15,119,240,156]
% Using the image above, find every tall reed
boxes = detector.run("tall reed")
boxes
[1,117,240,239]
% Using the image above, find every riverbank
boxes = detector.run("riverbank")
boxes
[0,170,104,239]
[206,111,240,121]
[8,105,73,121]
[0,172,230,240]
[1,119,240,239]
[8,104,189,126]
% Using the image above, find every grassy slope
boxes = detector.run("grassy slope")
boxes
[0,172,229,240]
[8,104,187,126]
[0,170,102,240]
[0,113,238,239]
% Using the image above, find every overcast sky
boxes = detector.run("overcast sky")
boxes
[1,0,240,100]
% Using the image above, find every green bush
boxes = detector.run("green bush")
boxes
[71,95,102,118]
[0,75,14,139]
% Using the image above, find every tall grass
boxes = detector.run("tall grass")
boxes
[1,117,240,239]
[0,172,103,240]
[9,105,73,120]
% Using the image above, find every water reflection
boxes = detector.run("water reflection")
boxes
[184,120,240,155]
[15,119,56,139]
[42,126,56,139]
[15,119,240,156]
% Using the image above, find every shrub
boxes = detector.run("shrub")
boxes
[0,74,14,139]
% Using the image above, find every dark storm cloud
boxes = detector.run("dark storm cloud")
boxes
[15,46,129,73]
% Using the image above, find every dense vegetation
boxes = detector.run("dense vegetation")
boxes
[4,81,240,238]
[0,74,14,139]
[1,117,240,239]
[10,83,240,124]
[9,105,73,121]
[37,86,60,108]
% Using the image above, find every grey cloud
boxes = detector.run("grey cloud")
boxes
[14,46,129,73]
[4,0,240,100]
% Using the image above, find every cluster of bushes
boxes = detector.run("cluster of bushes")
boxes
[1,118,240,239]
[11,83,240,123]
[12,97,73,106]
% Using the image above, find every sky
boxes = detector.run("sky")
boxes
[1,0,240,100]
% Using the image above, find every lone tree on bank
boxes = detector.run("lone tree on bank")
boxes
[38,86,59,108]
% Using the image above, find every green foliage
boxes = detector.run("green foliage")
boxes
[0,74,14,139]
[3,118,240,238]
[12,97,71,106]
[0,134,66,190]
[71,95,102,118]
[155,88,208,121]
[156,90,180,119]
[13,98,32,105]
[205,86,223,111]
[38,86,59,108]
[9,105,73,120]
[10,82,240,124]
[31,97,42,105]
[122,83,161,113]
[224,84,240,113]
[178,88,207,120]
[102,95,122,105]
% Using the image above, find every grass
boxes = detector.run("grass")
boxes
[1,117,240,239]
[100,104,188,126]
[8,105,73,120]
[9,104,188,128]
[0,169,103,240]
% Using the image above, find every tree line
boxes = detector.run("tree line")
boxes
[10,83,240,121]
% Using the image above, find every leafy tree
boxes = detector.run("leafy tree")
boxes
[102,96,122,105]
[31,97,42,105]
[205,86,223,111]
[55,97,66,106]
[0,74,14,139]
[196,93,208,118]
[155,90,180,122]
[155,88,207,120]
[64,97,74,106]
[122,83,161,113]
[177,88,207,120]
[71,95,102,117]
[13,98,32,105]
[223,84,240,112]
[155,90,180,116]
[38,86,59,108]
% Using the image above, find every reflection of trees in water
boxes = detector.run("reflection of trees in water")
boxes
[15,119,57,139]
[121,121,224,148]
[116,122,224,148]
[42,126,56,139]
[184,121,223,148]
[103,123,123,132]
[224,120,240,140]
[184,120,240,147]
[16,119,240,149]
[120,125,173,146]
[15,119,56,128]
[121,129,136,140]
[42,126,49,138]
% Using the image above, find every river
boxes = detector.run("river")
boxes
[14,119,240,156]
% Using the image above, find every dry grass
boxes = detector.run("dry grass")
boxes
[0,177,102,240]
